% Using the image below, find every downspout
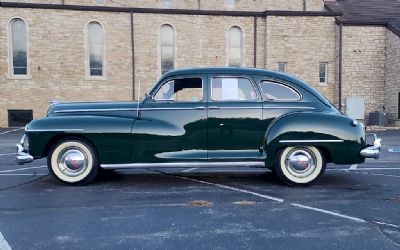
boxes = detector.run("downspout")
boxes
[338,22,343,112]
[130,11,135,100]
[253,16,257,68]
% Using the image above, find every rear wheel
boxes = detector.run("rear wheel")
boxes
[275,146,326,186]
[47,138,99,185]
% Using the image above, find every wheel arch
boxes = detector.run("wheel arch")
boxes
[42,134,98,159]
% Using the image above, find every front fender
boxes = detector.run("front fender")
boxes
[26,115,135,164]
[264,112,366,167]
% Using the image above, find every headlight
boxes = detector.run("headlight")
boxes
[351,119,359,127]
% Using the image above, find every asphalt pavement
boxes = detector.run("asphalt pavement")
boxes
[0,128,399,249]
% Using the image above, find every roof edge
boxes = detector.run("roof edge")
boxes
[387,23,400,38]
[0,1,341,17]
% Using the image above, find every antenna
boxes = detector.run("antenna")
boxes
[136,80,141,118]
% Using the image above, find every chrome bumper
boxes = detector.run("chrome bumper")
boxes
[360,133,382,159]
[16,134,34,165]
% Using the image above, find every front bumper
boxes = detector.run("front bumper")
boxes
[16,134,34,165]
[360,133,381,159]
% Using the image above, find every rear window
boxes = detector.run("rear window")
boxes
[260,81,300,101]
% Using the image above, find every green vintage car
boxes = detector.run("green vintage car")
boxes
[17,68,381,186]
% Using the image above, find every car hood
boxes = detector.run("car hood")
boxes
[47,101,139,118]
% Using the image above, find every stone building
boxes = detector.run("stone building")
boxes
[0,0,399,127]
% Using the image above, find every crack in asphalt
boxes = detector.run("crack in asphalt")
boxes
[0,175,48,192]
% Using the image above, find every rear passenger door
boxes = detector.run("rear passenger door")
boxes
[207,75,264,161]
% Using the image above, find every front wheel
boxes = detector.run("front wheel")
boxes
[47,138,99,185]
[275,146,326,186]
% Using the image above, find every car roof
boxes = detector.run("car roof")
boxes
[161,67,312,92]
[156,67,333,108]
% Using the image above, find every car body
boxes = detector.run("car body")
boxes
[16,67,381,186]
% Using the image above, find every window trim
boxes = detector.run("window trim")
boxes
[226,25,244,68]
[319,62,328,85]
[158,23,177,77]
[260,80,302,102]
[7,17,31,79]
[84,20,106,80]
[152,76,204,103]
[210,75,260,102]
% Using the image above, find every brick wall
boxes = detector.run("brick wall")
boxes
[385,29,400,121]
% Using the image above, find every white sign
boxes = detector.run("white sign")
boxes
[221,78,239,100]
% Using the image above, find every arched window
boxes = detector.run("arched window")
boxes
[228,26,243,67]
[87,21,104,77]
[160,24,175,75]
[10,18,28,75]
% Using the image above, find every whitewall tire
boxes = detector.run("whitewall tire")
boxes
[275,146,326,186]
[47,138,99,185]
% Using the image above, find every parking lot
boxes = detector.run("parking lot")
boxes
[0,128,399,249]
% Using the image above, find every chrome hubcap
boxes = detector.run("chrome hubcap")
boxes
[285,148,316,178]
[57,148,88,177]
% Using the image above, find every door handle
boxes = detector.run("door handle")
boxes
[193,106,206,110]
[208,106,220,110]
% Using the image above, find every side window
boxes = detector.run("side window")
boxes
[260,81,300,101]
[154,77,203,102]
[211,77,257,101]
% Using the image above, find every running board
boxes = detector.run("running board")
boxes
[100,161,265,169]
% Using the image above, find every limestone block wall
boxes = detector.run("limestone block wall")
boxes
[133,13,255,96]
[384,29,400,121]
[265,16,336,101]
[341,26,386,121]
[0,8,133,127]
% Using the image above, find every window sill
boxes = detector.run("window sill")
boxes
[7,74,32,80]
[84,76,107,81]
[319,83,328,87]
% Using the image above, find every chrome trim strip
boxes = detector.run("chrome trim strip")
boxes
[141,107,203,111]
[101,161,265,169]
[209,106,261,110]
[54,108,137,113]
[279,139,344,143]
[264,106,315,110]
[26,129,85,132]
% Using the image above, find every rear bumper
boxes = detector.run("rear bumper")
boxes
[16,134,34,165]
[360,133,381,159]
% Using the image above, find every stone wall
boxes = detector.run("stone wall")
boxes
[265,16,336,101]
[0,8,133,127]
[133,13,255,96]
[384,29,400,122]
[341,26,386,121]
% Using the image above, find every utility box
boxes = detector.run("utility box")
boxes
[368,111,388,126]
[345,98,365,120]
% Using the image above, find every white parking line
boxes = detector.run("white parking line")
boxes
[172,174,284,203]
[351,171,400,178]
[0,173,48,176]
[0,232,12,250]
[348,164,358,170]
[182,167,198,173]
[0,153,17,156]
[165,172,367,223]
[0,127,23,135]
[0,166,47,173]
[328,167,400,171]
[291,203,366,223]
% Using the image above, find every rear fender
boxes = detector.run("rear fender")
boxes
[264,112,366,167]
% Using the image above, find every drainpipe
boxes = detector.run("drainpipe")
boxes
[338,22,343,112]
[130,11,135,100]
[253,16,257,68]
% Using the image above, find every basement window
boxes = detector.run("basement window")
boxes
[278,62,287,73]
[8,110,33,127]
